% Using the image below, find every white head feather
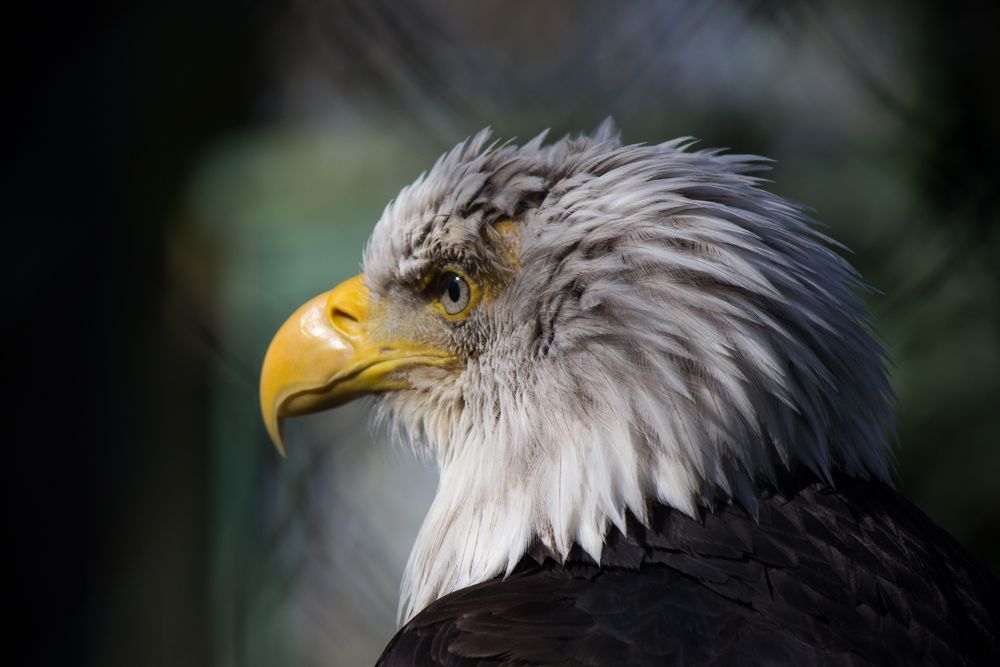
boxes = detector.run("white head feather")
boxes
[362,122,894,621]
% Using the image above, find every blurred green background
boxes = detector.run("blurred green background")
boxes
[10,1,998,666]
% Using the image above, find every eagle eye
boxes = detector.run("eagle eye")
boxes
[436,271,472,317]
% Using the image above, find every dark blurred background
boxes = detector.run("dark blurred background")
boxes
[9,1,999,665]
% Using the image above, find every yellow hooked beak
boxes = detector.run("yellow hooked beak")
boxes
[259,274,451,454]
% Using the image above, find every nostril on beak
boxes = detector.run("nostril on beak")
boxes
[325,274,369,336]
[330,306,362,335]
[331,306,357,323]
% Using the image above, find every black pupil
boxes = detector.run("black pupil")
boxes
[444,274,462,302]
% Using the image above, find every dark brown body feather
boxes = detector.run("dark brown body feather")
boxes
[378,474,999,666]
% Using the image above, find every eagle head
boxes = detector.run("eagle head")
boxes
[259,123,894,620]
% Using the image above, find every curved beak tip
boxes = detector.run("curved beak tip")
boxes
[264,412,287,457]
[260,335,297,457]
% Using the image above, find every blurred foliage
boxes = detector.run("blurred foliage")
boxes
[70,1,1000,665]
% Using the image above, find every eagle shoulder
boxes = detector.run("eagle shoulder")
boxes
[377,475,1000,666]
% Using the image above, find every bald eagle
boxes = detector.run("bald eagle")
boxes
[260,124,999,665]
